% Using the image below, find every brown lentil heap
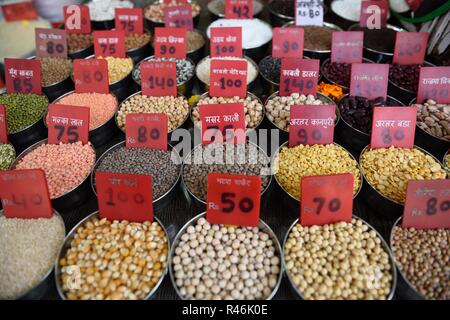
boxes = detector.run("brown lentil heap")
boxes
[67,33,93,53]
[392,226,449,300]
[360,147,446,204]
[304,26,333,51]
[39,57,72,86]
[125,33,151,51]
[187,30,205,51]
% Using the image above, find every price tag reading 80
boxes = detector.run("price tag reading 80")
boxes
[125,113,168,150]
[73,59,109,94]
[417,67,450,104]
[4,58,42,95]
[35,28,68,58]
[64,5,91,34]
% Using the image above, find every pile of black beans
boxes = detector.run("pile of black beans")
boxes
[322,61,352,87]
[389,64,421,92]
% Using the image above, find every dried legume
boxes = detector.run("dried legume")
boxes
[187,30,205,52]
[125,33,151,51]
[321,60,352,88]
[39,57,72,86]
[88,0,133,21]
[133,57,194,85]
[389,64,421,92]
[259,55,281,84]
[67,34,93,54]
[98,56,133,84]
[0,144,15,170]
[286,24,334,51]
[353,27,398,54]
[196,56,258,86]
[144,0,201,23]
[413,99,450,141]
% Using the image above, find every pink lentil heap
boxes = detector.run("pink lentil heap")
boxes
[15,142,96,198]
[54,93,117,129]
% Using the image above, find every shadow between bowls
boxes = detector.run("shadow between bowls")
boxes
[267,1,294,27]
[91,19,115,31]
[68,45,94,60]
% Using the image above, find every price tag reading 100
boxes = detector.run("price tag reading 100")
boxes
[209,59,247,98]
[73,59,109,94]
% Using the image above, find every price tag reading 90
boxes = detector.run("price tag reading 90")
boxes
[64,5,91,34]
[272,27,304,58]
[209,59,247,98]
[125,113,168,150]
[350,63,389,100]
[4,58,42,95]
[280,58,319,96]
[73,59,109,94]
[154,27,187,59]
[417,67,450,104]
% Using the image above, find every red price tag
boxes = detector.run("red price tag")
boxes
[73,59,109,94]
[272,27,304,59]
[115,8,143,35]
[295,0,324,26]
[1,1,37,22]
[350,63,389,100]
[405,0,423,11]
[164,5,193,31]
[94,31,126,58]
[300,174,353,226]
[225,0,253,19]
[416,67,450,104]
[47,104,90,145]
[154,27,187,59]
[64,5,91,34]
[209,59,247,98]
[280,58,319,97]
[206,173,261,227]
[0,77,4,89]
[0,105,8,144]
[393,32,428,65]
[288,105,336,147]
[96,172,153,222]
[141,61,177,97]
[35,28,68,58]
[125,113,168,150]
[360,0,388,29]
[370,107,417,149]
[0,169,53,219]
[210,27,242,58]
[199,102,246,145]
[403,180,450,229]
[331,31,364,64]
[4,58,41,95]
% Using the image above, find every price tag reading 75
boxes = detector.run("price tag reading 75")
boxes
[73,59,109,94]
[125,113,168,150]
[47,104,90,144]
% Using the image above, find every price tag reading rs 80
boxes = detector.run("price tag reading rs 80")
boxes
[209,59,247,98]
[47,104,90,144]
[4,58,42,95]
[115,8,143,35]
[73,59,109,93]
[125,113,168,150]
[280,58,319,96]
[416,67,450,104]
[141,61,177,97]
[393,32,428,65]
[300,174,354,226]
[206,173,261,227]
[64,5,91,34]
[35,28,68,58]
[272,27,304,59]
[96,172,153,222]
[295,0,323,26]
[0,105,8,144]
[350,63,389,100]
[0,169,53,219]
[94,31,126,58]
[210,27,242,58]
[154,27,187,59]
[225,0,252,19]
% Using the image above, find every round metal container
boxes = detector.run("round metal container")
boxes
[168,212,283,300]
[126,29,153,64]
[187,29,206,64]
[11,138,96,212]
[143,0,201,30]
[207,0,264,20]
[90,140,182,213]
[282,216,397,300]
[68,44,94,60]
[54,210,169,300]
[91,19,115,31]
[268,0,294,27]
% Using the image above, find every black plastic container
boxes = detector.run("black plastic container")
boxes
[143,0,201,30]
[68,44,94,60]
[126,29,153,64]
[91,19,115,31]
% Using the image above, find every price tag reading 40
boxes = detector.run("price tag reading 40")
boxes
[141,61,177,97]
[35,28,68,58]
[350,63,389,100]
[403,180,450,230]
[0,105,8,144]
[206,173,261,227]
[331,31,363,64]
[154,27,187,59]
[64,5,91,34]
[417,67,450,104]
[47,104,90,144]
[209,59,247,98]
[272,27,304,58]
[4,58,41,95]
[164,5,193,30]
[393,32,428,65]
[210,27,242,58]
[225,0,252,19]
[280,58,319,96]
[0,169,53,219]
[94,31,126,58]
[73,59,109,93]
[125,113,168,150]
[96,172,153,222]
[300,174,354,226]
[115,8,143,35]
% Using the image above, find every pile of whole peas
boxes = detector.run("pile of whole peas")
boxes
[1,0,449,302]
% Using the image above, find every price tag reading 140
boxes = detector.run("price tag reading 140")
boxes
[4,58,41,95]
[209,59,247,98]
[272,27,304,58]
[280,58,319,96]
[140,61,177,97]
[73,59,109,94]
[206,173,261,227]
[125,113,168,150]
[47,104,90,145]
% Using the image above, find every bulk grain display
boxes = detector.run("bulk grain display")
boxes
[133,57,195,87]
[0,144,15,170]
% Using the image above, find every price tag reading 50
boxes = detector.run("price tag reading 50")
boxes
[125,113,168,150]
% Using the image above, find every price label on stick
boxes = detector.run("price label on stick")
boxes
[280,58,319,96]
[206,173,261,227]
[393,32,428,65]
[0,169,53,219]
[331,31,364,64]
[125,113,168,150]
[403,180,450,229]
[360,0,388,29]
[154,27,187,59]
[370,107,417,149]
[416,67,450,104]
[272,27,304,58]
[300,174,353,226]
[73,59,109,93]
[115,8,143,35]
[1,1,38,22]
[141,61,177,97]
[210,27,242,58]
[295,0,323,26]
[350,63,389,100]
[225,0,253,19]
[47,104,90,144]
[164,5,193,30]
[64,5,91,34]
[199,102,246,145]
[289,105,336,147]
[209,59,247,98]
[4,58,41,95]
[35,28,68,58]
[0,105,8,144]
[94,31,126,58]
[96,172,153,222]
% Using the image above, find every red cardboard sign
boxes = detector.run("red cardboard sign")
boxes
[289,105,336,147]
[295,0,324,26]
[164,5,193,30]
[403,179,450,229]
[370,107,417,149]
[393,32,428,65]
[280,58,319,96]
[0,105,8,144]
[115,8,143,35]
[405,0,423,11]
[331,31,364,64]
[0,169,53,219]
[360,0,388,29]
[64,5,91,34]
[416,67,450,104]
[300,174,354,226]
[96,172,154,222]
[272,27,304,59]
[4,58,41,95]
[1,1,37,22]
[35,28,68,58]
[94,31,126,58]
[350,63,389,100]
[225,0,253,19]
[199,102,246,144]
[47,104,90,144]
[210,27,242,58]
[206,173,261,227]
[125,113,168,150]
[141,61,177,97]
[154,27,187,59]
[209,59,247,98]
[73,58,109,94]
